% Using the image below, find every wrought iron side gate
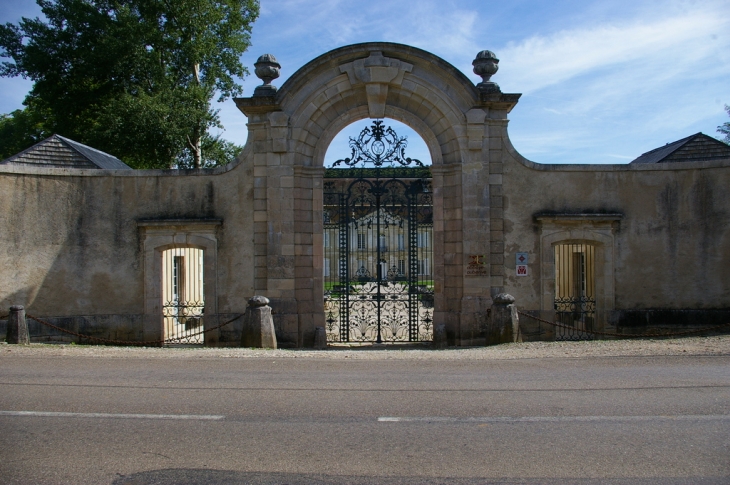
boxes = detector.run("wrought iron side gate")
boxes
[323,120,433,343]
[162,246,205,344]
[554,242,596,340]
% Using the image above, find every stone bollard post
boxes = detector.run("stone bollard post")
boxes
[6,306,30,345]
[313,326,327,350]
[486,294,522,346]
[433,323,447,349]
[241,296,277,349]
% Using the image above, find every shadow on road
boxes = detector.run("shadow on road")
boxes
[112,468,726,485]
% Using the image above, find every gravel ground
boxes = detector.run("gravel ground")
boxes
[2,335,730,360]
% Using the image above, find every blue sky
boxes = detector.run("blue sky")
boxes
[1,0,728,165]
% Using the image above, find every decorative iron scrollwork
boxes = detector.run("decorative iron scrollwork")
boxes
[554,296,596,313]
[554,296,596,341]
[333,120,424,168]
[162,299,205,344]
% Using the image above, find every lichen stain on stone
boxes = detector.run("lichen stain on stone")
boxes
[657,181,680,258]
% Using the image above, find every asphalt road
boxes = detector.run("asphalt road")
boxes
[0,353,728,484]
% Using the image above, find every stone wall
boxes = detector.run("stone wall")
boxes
[500,133,730,335]
[0,163,256,344]
[0,41,728,346]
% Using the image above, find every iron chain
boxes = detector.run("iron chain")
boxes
[26,313,243,346]
[517,311,730,339]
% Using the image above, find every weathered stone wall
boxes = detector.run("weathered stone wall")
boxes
[0,162,256,343]
[500,131,730,334]
[1,41,728,346]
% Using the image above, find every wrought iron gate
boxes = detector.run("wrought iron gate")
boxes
[323,121,433,343]
[554,243,595,340]
[162,246,205,344]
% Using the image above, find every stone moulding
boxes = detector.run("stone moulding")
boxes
[338,51,413,118]
[533,213,623,223]
[338,51,413,86]
[138,219,222,345]
[136,218,224,228]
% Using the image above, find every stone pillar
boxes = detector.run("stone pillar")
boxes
[6,306,29,345]
[241,296,277,349]
[486,293,522,346]
[293,165,326,348]
[432,164,463,345]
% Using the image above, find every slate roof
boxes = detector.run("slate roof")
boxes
[0,134,132,170]
[630,132,730,164]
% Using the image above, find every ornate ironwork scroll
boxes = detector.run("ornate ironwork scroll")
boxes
[333,120,424,168]
[554,296,596,341]
[324,120,433,343]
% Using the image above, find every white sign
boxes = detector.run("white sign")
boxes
[516,264,528,276]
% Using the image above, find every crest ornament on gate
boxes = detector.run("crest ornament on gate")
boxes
[333,120,424,168]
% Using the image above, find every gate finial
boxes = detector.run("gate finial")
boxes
[254,54,281,97]
[472,50,501,94]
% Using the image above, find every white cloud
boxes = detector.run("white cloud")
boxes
[7,0,727,165]
[498,8,730,95]
[379,2,480,58]
[498,3,730,163]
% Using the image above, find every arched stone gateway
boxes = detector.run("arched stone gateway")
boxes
[235,43,521,346]
[1,42,729,347]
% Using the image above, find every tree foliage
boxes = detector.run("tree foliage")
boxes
[718,105,730,145]
[0,103,52,160]
[0,0,257,168]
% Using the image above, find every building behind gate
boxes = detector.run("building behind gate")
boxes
[1,42,729,346]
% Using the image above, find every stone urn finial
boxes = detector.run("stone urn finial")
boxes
[248,295,270,307]
[253,54,281,97]
[472,50,501,94]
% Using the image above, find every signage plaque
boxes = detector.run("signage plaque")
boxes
[516,252,528,276]
[466,254,488,276]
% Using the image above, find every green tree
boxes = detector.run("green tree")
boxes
[0,103,52,160]
[718,105,730,145]
[0,0,258,168]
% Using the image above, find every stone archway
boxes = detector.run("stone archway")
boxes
[235,43,520,347]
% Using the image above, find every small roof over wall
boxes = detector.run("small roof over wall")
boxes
[630,132,730,164]
[0,134,132,170]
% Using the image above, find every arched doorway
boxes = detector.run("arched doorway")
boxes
[322,119,433,343]
[235,43,520,346]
